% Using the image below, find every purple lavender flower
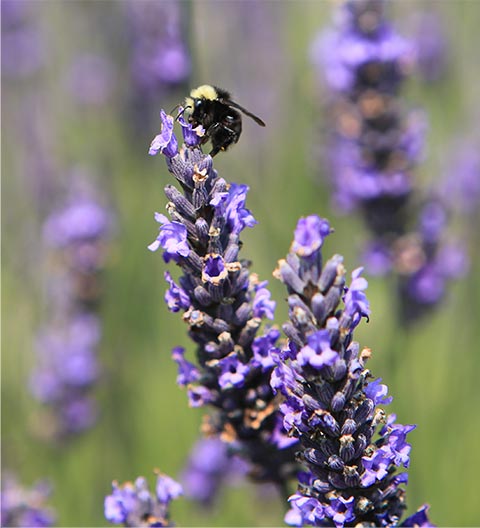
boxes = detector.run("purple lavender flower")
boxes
[313,0,422,217]
[164,271,191,312]
[441,140,480,216]
[411,11,449,84]
[148,213,189,262]
[272,215,434,526]
[181,437,248,506]
[314,0,464,325]
[30,314,100,438]
[30,182,112,440]
[105,471,182,527]
[1,0,45,79]
[148,111,297,485]
[394,196,469,322]
[65,53,115,106]
[313,7,413,95]
[1,473,55,527]
[148,111,179,158]
[125,0,190,95]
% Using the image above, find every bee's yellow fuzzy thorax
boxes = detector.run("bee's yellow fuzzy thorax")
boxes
[190,85,218,101]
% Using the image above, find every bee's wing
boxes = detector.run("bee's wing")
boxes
[224,100,266,127]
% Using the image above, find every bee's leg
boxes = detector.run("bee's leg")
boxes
[208,126,238,156]
[209,144,222,157]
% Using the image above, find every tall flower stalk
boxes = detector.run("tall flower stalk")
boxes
[271,215,433,527]
[29,179,112,440]
[148,111,297,487]
[312,0,464,324]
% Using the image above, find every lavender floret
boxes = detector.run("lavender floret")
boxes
[1,473,55,527]
[181,437,248,506]
[149,111,297,485]
[104,471,182,527]
[272,215,434,527]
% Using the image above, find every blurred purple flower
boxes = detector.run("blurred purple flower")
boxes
[105,472,182,527]
[411,11,449,83]
[126,0,190,94]
[1,0,45,79]
[30,180,113,440]
[1,473,55,527]
[65,54,115,106]
[181,437,248,506]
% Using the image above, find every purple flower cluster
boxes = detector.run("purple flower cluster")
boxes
[1,473,55,527]
[30,186,112,440]
[125,0,190,95]
[314,0,465,324]
[104,471,182,527]
[362,195,468,322]
[1,0,45,79]
[181,436,248,506]
[411,11,449,84]
[271,215,433,526]
[148,111,297,485]
[312,0,420,213]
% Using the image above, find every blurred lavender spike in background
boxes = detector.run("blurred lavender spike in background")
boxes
[312,0,467,326]
[441,139,480,216]
[394,195,469,323]
[64,53,115,107]
[1,0,45,79]
[148,110,298,487]
[312,0,420,217]
[272,216,434,527]
[30,173,113,441]
[104,471,182,527]
[411,11,449,84]
[1,473,56,527]
[125,0,190,95]
[180,436,248,507]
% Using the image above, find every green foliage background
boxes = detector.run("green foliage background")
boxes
[2,1,480,526]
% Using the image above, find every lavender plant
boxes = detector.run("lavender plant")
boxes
[104,471,182,527]
[312,0,464,324]
[148,111,297,487]
[125,0,190,96]
[271,215,433,526]
[181,436,248,506]
[1,0,45,79]
[1,473,55,527]
[29,181,112,440]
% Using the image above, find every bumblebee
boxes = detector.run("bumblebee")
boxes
[183,85,266,157]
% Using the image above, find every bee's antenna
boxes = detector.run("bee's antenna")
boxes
[174,105,191,122]
[170,103,181,115]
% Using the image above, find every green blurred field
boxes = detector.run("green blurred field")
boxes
[2,1,480,526]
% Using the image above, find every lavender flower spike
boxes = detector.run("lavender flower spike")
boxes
[272,215,434,527]
[148,110,297,485]
[1,473,55,527]
[30,181,112,440]
[105,471,182,527]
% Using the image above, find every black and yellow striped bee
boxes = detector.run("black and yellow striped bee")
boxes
[183,85,266,156]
